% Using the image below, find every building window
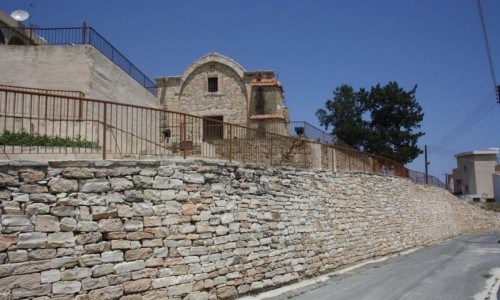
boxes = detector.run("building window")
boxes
[208,77,218,92]
[463,165,467,172]
[464,185,469,194]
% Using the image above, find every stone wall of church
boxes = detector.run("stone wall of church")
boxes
[0,159,499,299]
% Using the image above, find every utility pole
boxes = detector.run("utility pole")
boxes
[424,145,429,185]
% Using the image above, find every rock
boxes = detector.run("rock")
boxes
[92,210,118,221]
[152,177,169,189]
[62,168,94,179]
[124,190,144,202]
[183,173,205,184]
[217,286,238,299]
[0,234,17,251]
[167,282,193,297]
[101,250,124,263]
[48,232,75,248]
[76,232,102,245]
[132,175,153,188]
[181,203,197,215]
[41,269,61,283]
[84,241,110,254]
[0,273,41,290]
[78,193,106,206]
[76,221,98,232]
[8,250,27,263]
[81,276,108,291]
[91,263,114,277]
[52,281,82,294]
[35,215,60,232]
[98,219,123,232]
[48,178,78,193]
[79,179,110,193]
[125,248,153,261]
[132,203,153,216]
[26,203,50,215]
[0,260,50,277]
[109,178,134,191]
[114,260,146,274]
[60,218,77,231]
[123,278,151,294]
[2,215,31,226]
[88,285,124,300]
[20,171,46,183]
[28,249,57,260]
[11,284,50,299]
[61,268,91,280]
[51,257,78,269]
[17,232,47,249]
[30,193,57,203]
[0,173,19,187]
[184,291,209,300]
[78,254,102,267]
[51,206,76,217]
[126,231,154,240]
[12,193,29,202]
[220,213,234,224]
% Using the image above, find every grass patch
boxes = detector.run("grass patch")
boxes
[0,130,100,148]
[483,273,493,279]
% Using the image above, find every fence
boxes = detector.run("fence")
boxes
[0,87,445,188]
[2,26,156,95]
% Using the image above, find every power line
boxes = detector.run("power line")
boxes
[476,0,499,103]
[430,91,497,147]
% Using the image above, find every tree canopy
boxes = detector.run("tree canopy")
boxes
[316,82,425,165]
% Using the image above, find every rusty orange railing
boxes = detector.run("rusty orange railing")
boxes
[0,86,445,187]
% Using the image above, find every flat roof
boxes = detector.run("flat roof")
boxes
[455,150,499,158]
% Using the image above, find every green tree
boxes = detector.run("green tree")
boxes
[316,82,424,164]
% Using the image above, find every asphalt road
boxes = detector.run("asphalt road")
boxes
[266,233,500,300]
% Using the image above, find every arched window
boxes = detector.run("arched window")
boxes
[0,30,5,44]
[8,36,25,45]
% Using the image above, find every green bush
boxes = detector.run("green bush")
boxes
[0,130,100,148]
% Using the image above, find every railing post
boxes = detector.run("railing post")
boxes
[82,22,87,44]
[182,115,187,159]
[102,102,107,160]
[270,134,273,166]
[228,124,232,162]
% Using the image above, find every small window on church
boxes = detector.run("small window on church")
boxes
[208,77,218,92]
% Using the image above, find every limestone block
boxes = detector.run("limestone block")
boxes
[116,204,133,218]
[84,241,110,254]
[123,278,151,294]
[98,219,123,232]
[78,193,106,206]
[19,184,48,194]
[0,234,17,251]
[132,175,153,188]
[167,283,194,297]
[52,281,81,294]
[81,276,108,291]
[12,284,50,299]
[61,267,91,280]
[132,203,153,217]
[78,254,102,267]
[2,215,31,227]
[62,168,94,179]
[36,215,60,232]
[0,173,19,187]
[92,263,115,277]
[8,250,27,263]
[131,268,158,280]
[41,269,61,283]
[51,257,78,269]
[152,177,169,189]
[28,249,57,260]
[79,179,110,193]
[60,218,77,231]
[75,232,102,245]
[26,203,50,215]
[109,178,134,191]
[0,260,50,277]
[101,250,124,263]
[153,247,169,258]
[220,213,234,224]
[48,178,78,193]
[124,190,144,203]
[48,232,75,248]
[143,216,161,227]
[0,273,41,290]
[114,260,146,274]
[126,231,154,240]
[12,193,29,202]
[51,206,76,217]
[88,285,124,300]
[107,272,131,285]
[125,248,153,261]
[183,173,205,184]
[91,210,118,221]
[17,232,47,249]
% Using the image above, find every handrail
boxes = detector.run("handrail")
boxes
[1,26,157,95]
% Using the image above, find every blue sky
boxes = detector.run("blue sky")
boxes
[2,0,499,181]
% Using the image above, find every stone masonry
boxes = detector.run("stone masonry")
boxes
[0,159,499,300]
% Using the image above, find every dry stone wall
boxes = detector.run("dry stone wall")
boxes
[0,159,499,300]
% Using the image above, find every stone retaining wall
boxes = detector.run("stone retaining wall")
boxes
[0,159,498,300]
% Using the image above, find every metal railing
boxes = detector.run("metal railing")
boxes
[0,87,445,188]
[289,121,337,144]
[1,26,156,95]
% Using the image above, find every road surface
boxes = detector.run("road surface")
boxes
[265,233,500,300]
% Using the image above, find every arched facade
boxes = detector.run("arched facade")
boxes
[156,53,289,134]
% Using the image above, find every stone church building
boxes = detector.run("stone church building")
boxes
[155,53,290,139]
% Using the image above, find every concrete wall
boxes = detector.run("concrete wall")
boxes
[0,45,159,108]
[494,173,500,203]
[0,159,498,300]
